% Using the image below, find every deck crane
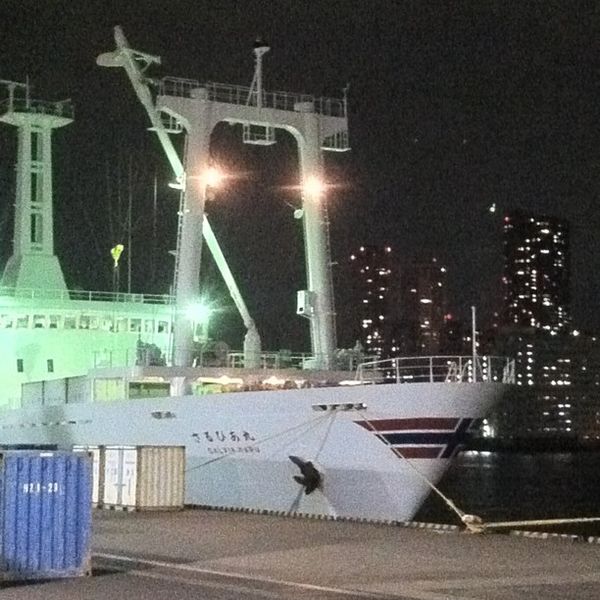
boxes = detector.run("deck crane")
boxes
[97,26,261,368]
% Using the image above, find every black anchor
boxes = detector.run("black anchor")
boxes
[289,455,322,495]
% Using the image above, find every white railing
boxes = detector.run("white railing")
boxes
[226,351,317,370]
[195,350,362,371]
[0,286,173,305]
[159,77,346,118]
[355,355,516,385]
[0,97,74,119]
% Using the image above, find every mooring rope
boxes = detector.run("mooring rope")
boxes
[257,410,337,461]
[478,517,600,530]
[314,409,337,461]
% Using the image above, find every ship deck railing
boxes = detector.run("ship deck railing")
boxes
[0,286,174,305]
[211,352,515,385]
[159,77,346,117]
[0,96,74,119]
[356,355,516,385]
[225,351,373,372]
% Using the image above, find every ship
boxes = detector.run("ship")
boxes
[0,28,514,522]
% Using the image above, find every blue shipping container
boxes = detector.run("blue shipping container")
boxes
[0,450,92,581]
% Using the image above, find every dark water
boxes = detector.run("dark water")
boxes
[415,451,600,536]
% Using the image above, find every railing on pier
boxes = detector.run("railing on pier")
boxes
[159,77,347,118]
[355,355,516,385]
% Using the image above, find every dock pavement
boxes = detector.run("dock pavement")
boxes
[3,509,600,599]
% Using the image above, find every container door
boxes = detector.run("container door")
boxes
[89,447,101,505]
[103,447,121,505]
[120,448,138,507]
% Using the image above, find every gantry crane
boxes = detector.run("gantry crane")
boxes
[98,27,261,368]
[99,27,349,370]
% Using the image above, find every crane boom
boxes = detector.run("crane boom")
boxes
[97,26,261,367]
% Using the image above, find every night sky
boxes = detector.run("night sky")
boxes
[1,2,600,351]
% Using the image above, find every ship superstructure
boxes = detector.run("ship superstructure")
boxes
[0,27,353,407]
[0,80,174,408]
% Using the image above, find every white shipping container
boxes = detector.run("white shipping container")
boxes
[102,446,185,510]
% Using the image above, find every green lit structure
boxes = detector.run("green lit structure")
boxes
[0,80,175,408]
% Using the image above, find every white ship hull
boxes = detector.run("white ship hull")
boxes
[1,379,504,521]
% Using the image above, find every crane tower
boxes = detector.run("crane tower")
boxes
[99,28,350,370]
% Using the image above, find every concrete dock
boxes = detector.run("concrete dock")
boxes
[3,509,600,599]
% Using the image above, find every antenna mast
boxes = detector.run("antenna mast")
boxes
[243,38,275,146]
[248,38,269,108]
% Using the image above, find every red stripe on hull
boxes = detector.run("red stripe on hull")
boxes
[393,447,442,459]
[355,418,460,432]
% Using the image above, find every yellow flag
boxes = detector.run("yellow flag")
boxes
[110,244,124,267]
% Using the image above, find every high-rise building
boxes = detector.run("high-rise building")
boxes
[484,329,600,445]
[478,210,600,447]
[502,210,570,332]
[346,245,394,357]
[344,248,453,359]
[393,258,449,356]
